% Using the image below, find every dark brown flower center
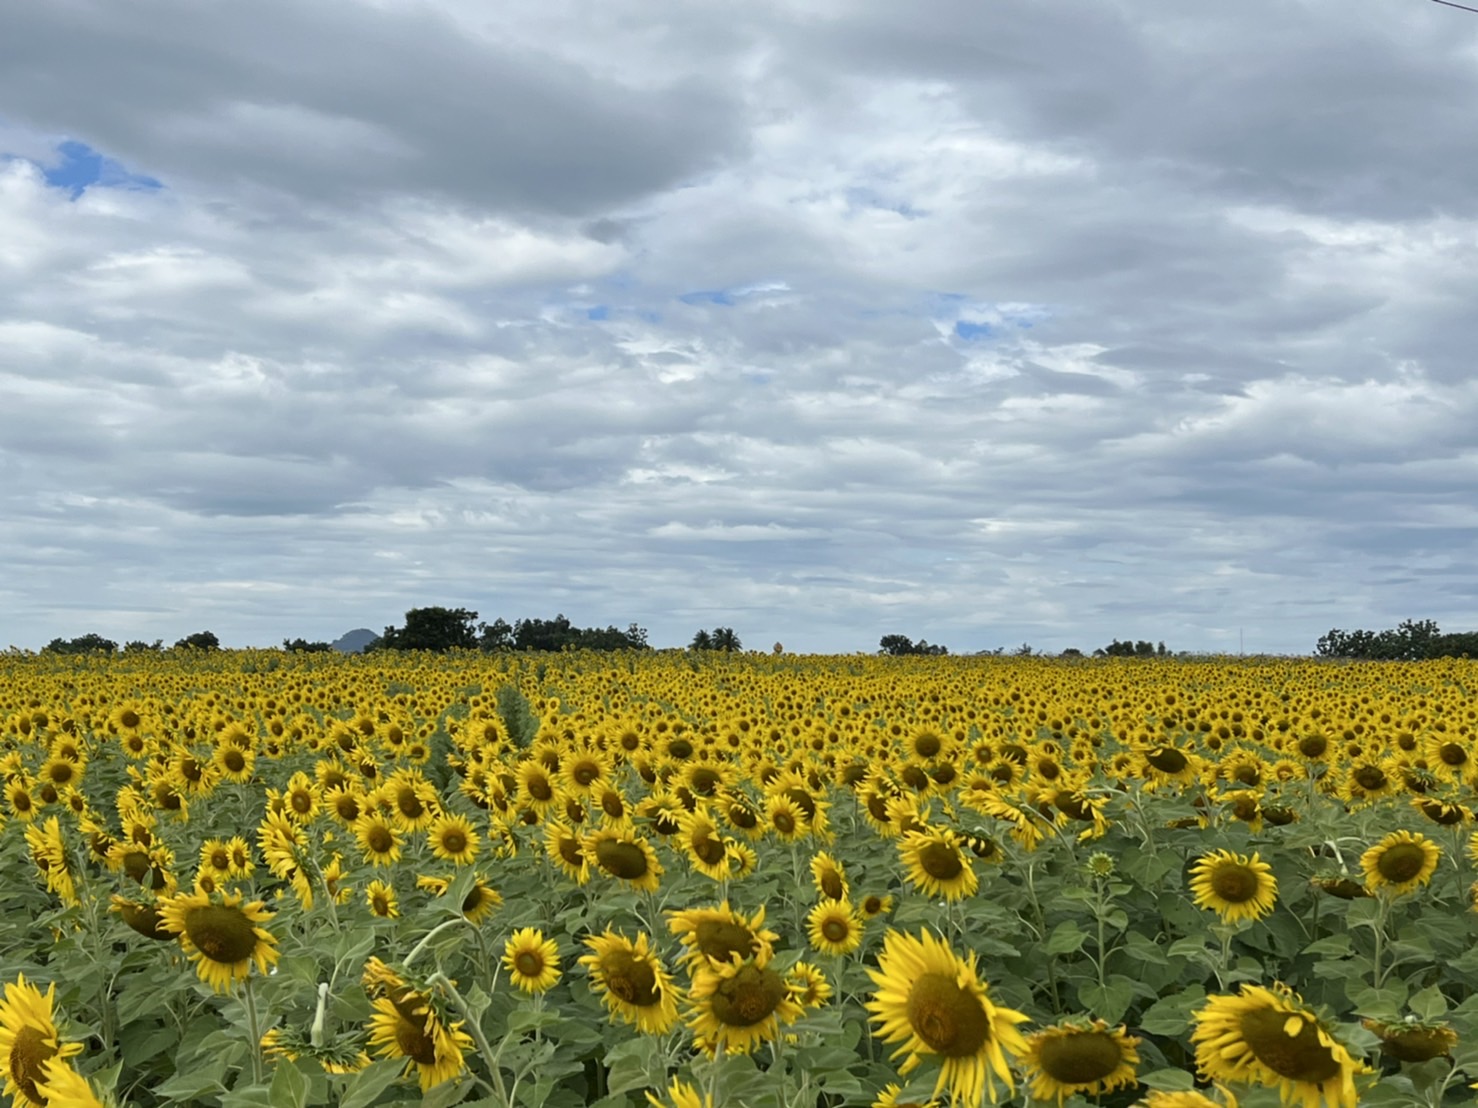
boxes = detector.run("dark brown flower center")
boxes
[603,950,660,1006]
[366,825,394,853]
[1241,1008,1342,1083]
[10,1025,54,1102]
[819,871,844,900]
[1147,747,1188,774]
[692,837,727,866]
[821,918,851,943]
[440,830,467,855]
[514,952,545,978]
[594,838,649,880]
[917,840,964,881]
[1037,1030,1123,1083]
[710,964,786,1027]
[906,973,991,1058]
[1354,766,1387,790]
[184,904,260,963]
[693,919,756,962]
[1376,843,1429,884]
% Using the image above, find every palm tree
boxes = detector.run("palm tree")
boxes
[689,629,714,650]
[711,627,741,653]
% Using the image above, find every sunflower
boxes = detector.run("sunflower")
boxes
[1191,984,1364,1108]
[674,808,733,881]
[1361,1017,1457,1062]
[1360,830,1441,896]
[365,981,473,1091]
[898,827,978,901]
[1021,1018,1140,1105]
[544,820,591,884]
[156,889,280,993]
[787,962,833,1009]
[580,929,681,1034]
[504,928,561,994]
[33,1057,104,1108]
[353,812,402,867]
[25,817,78,908]
[110,895,175,941]
[810,851,849,900]
[427,813,480,866]
[807,898,864,956]
[872,1083,940,1108]
[646,1077,712,1108]
[686,955,805,1054]
[866,929,1029,1106]
[1188,850,1278,924]
[583,828,663,893]
[764,793,811,842]
[0,976,84,1108]
[212,743,255,783]
[515,761,561,814]
[383,770,439,831]
[667,902,778,973]
[366,879,399,919]
[1134,1088,1239,1108]
[282,771,319,822]
[861,893,895,919]
[450,879,503,925]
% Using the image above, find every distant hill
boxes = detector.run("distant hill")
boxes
[331,628,378,654]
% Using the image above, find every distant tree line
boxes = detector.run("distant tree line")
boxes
[879,635,949,656]
[42,632,216,654]
[689,628,742,652]
[1315,619,1478,660]
[369,607,651,654]
[1096,639,1169,658]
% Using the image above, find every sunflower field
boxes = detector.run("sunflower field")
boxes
[3,649,1478,1108]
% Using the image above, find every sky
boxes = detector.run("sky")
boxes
[3,0,1478,656]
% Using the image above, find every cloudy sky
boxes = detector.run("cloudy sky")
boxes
[3,0,1477,655]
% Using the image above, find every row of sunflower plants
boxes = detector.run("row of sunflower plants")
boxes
[2,650,1478,1106]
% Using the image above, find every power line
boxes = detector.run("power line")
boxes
[1432,0,1478,12]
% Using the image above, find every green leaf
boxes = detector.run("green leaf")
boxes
[420,1078,474,1108]
[1139,986,1206,1035]
[220,1087,276,1108]
[1046,922,1086,955]
[339,1059,405,1108]
[1409,985,1449,1021]
[1077,976,1136,1024]
[1302,934,1353,957]
[1138,1068,1196,1091]
[155,1065,228,1103]
[1120,931,1167,964]
[269,1059,309,1108]
[605,1036,660,1097]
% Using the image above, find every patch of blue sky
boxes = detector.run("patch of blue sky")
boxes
[678,289,735,306]
[586,305,610,321]
[844,186,925,219]
[954,320,994,341]
[39,139,162,198]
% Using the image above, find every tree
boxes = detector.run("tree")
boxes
[174,631,220,650]
[879,635,948,656]
[479,618,514,652]
[710,628,742,652]
[690,629,714,650]
[377,607,480,652]
[42,633,117,655]
[124,639,163,654]
[282,638,332,653]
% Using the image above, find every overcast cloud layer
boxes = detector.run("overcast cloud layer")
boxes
[3,0,1477,655]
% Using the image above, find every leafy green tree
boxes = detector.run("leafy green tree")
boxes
[690,629,714,650]
[174,631,220,650]
[282,638,332,653]
[377,607,480,652]
[42,633,117,655]
[124,639,163,653]
[710,627,742,652]
[879,635,948,656]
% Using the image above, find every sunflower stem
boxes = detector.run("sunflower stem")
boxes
[242,974,264,1086]
[430,971,508,1106]
[404,917,470,969]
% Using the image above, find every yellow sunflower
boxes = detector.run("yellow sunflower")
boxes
[1191,984,1365,1108]
[866,928,1029,1105]
[365,982,473,1092]
[1021,1018,1140,1104]
[110,895,175,941]
[646,1077,712,1108]
[1361,1017,1457,1062]
[1134,1088,1239,1108]
[353,812,402,867]
[807,898,864,956]
[504,928,561,994]
[1360,830,1441,896]
[898,827,978,901]
[366,879,399,919]
[686,955,805,1054]
[667,902,778,973]
[544,820,591,884]
[0,976,84,1108]
[427,813,480,866]
[872,1083,940,1108]
[810,851,849,900]
[157,889,280,993]
[787,962,833,1009]
[583,828,663,892]
[33,1057,104,1108]
[580,929,681,1033]
[1188,850,1278,924]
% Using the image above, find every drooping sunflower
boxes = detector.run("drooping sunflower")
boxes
[24,817,78,908]
[110,895,175,941]
[866,928,1029,1106]
[1021,1018,1140,1105]
[1191,984,1364,1108]
[583,828,663,892]
[786,962,833,1009]
[156,889,280,993]
[427,813,480,866]
[898,827,978,901]
[544,819,591,884]
[807,898,864,956]
[365,978,473,1092]
[1133,1087,1239,1108]
[0,975,84,1108]
[674,807,733,881]
[504,928,561,994]
[685,954,804,1054]
[1188,850,1278,924]
[667,902,778,973]
[1361,1017,1457,1062]
[1360,830,1441,896]
[580,929,682,1033]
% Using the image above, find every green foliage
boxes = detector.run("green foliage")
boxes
[1316,619,1478,660]
[877,634,948,656]
[43,632,118,654]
